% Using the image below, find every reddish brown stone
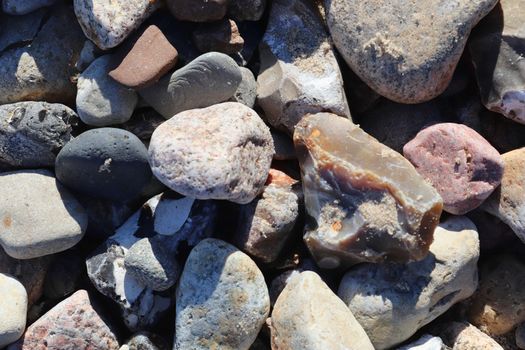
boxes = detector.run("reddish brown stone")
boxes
[192,19,244,54]
[109,25,178,89]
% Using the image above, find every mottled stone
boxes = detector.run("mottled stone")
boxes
[257,0,350,133]
[0,102,78,169]
[149,102,274,204]
[403,123,504,215]
[338,216,480,349]
[326,0,498,103]
[124,332,170,350]
[192,19,244,54]
[396,335,445,350]
[0,274,27,348]
[2,0,55,14]
[294,113,443,268]
[229,67,257,108]
[167,0,227,22]
[175,239,269,350]
[440,322,503,350]
[140,52,242,118]
[228,0,266,21]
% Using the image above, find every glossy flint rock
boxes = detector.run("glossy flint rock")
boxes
[294,113,443,268]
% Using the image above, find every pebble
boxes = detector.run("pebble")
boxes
[123,332,170,350]
[439,322,504,350]
[228,0,266,21]
[326,0,498,103]
[0,102,78,169]
[75,40,101,71]
[109,25,178,89]
[271,271,374,350]
[338,216,480,349]
[257,0,350,133]
[0,169,87,259]
[8,290,119,350]
[74,0,160,50]
[77,55,138,126]
[175,238,270,350]
[192,19,244,54]
[403,123,504,215]
[139,52,242,118]
[0,274,27,348]
[166,0,227,22]
[148,102,274,204]
[229,67,257,108]
[2,0,56,15]
[55,128,152,202]
[396,335,445,350]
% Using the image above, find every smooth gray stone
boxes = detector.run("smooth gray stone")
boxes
[0,274,27,348]
[229,67,257,108]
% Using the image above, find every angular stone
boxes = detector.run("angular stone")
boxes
[294,113,443,268]
[439,322,504,350]
[149,102,274,204]
[74,0,160,50]
[166,0,227,22]
[271,271,374,350]
[338,216,480,349]
[192,19,244,54]
[109,25,178,89]
[326,0,498,103]
[403,123,504,215]
[2,0,56,15]
[228,0,266,21]
[0,273,27,348]
[140,52,242,118]
[257,0,350,133]
[469,0,525,123]
[175,239,269,350]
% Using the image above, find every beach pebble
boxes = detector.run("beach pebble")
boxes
[439,322,504,350]
[0,274,27,348]
[229,67,257,108]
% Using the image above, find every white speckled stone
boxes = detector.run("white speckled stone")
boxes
[0,273,27,348]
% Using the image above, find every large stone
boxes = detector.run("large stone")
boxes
[271,271,374,350]
[326,0,498,103]
[0,274,27,348]
[294,113,443,268]
[166,0,227,22]
[257,0,350,133]
[175,239,269,350]
[338,216,480,349]
[2,0,56,14]
[439,322,504,350]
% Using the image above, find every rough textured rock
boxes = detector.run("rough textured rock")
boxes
[140,52,242,118]
[123,332,170,350]
[2,0,56,14]
[257,0,350,133]
[0,102,78,169]
[0,170,87,259]
[228,0,266,21]
[74,0,160,50]
[192,19,244,54]
[403,123,504,215]
[175,239,269,350]
[0,273,27,348]
[294,113,443,268]
[8,290,119,350]
[166,0,228,22]
[469,0,525,123]
[326,0,499,103]
[109,25,178,89]
[440,322,504,350]
[338,216,480,349]
[149,102,274,204]
[271,271,374,350]
[229,67,257,108]
[77,55,138,126]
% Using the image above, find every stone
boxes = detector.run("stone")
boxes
[149,102,274,204]
[139,52,242,118]
[166,0,227,22]
[469,0,525,123]
[228,0,266,21]
[270,271,374,350]
[55,128,152,202]
[268,258,319,306]
[396,335,445,350]
[77,55,138,126]
[192,19,244,54]
[124,332,170,350]
[403,123,504,215]
[175,239,269,350]
[109,25,178,89]
[0,102,79,169]
[271,129,296,160]
[229,67,257,108]
[8,290,119,350]
[0,170,87,259]
[2,0,56,14]
[440,322,504,350]
[75,40,101,71]
[326,0,498,103]
[0,8,47,52]
[257,0,350,133]
[468,255,525,335]
[74,0,160,50]
[294,113,443,268]
[516,323,525,349]
[0,274,27,348]
[338,216,480,349]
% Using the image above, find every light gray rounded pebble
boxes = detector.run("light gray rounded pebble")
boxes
[0,273,27,348]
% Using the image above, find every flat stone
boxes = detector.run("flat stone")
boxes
[77,55,138,126]
[229,67,257,108]
[192,19,244,54]
[403,123,504,215]
[294,113,443,268]
[149,102,274,204]
[469,0,525,123]
[257,0,350,133]
[55,128,151,202]
[140,52,242,118]
[0,102,78,169]
[175,239,269,350]
[338,216,480,349]
[228,0,266,21]
[396,335,445,350]
[0,170,87,259]
[2,0,56,14]
[74,0,160,50]
[166,0,227,22]
[271,271,374,350]
[109,25,178,89]
[8,290,119,350]
[0,274,27,348]
[440,322,504,350]
[326,0,498,103]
